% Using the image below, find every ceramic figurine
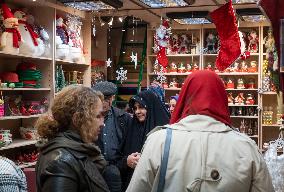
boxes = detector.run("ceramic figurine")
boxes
[186,63,192,72]
[232,62,240,72]
[192,63,199,71]
[177,62,186,73]
[206,63,213,71]
[248,61,258,73]
[239,120,246,133]
[263,28,275,55]
[227,79,235,89]
[169,78,179,88]
[228,92,234,105]
[240,61,248,72]
[248,30,259,53]
[235,93,245,105]
[162,82,169,88]
[245,94,255,105]
[237,78,245,89]
[247,78,256,89]
[169,62,178,73]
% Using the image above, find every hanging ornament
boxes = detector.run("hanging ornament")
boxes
[130,52,138,69]
[116,67,127,83]
[106,58,112,67]
[157,66,167,83]
[92,24,96,37]
[153,19,172,68]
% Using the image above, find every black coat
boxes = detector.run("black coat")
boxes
[36,131,110,192]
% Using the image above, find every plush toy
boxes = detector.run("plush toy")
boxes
[13,10,43,56]
[205,32,217,54]
[248,30,259,53]
[56,16,70,59]
[178,34,190,54]
[0,3,21,54]
[169,34,180,55]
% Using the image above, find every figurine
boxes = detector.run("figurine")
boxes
[263,28,275,55]
[227,79,235,89]
[177,63,186,73]
[169,78,179,88]
[169,34,180,55]
[192,63,199,71]
[206,63,213,71]
[234,93,245,105]
[178,34,190,54]
[186,63,192,72]
[232,62,240,72]
[169,62,178,73]
[240,61,248,72]
[248,61,258,73]
[228,92,234,105]
[248,30,259,53]
[162,82,169,88]
[239,120,247,134]
[205,32,217,54]
[245,94,255,105]
[56,15,70,59]
[237,78,245,89]
[247,78,256,89]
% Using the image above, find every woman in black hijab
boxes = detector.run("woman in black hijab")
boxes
[117,90,170,191]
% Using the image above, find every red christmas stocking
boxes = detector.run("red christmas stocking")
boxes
[210,0,241,71]
[157,46,168,68]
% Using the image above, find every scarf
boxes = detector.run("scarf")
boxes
[5,28,21,48]
[19,20,39,46]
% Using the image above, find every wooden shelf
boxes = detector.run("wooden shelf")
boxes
[217,72,259,76]
[148,54,200,57]
[0,114,42,120]
[0,88,51,91]
[228,105,258,107]
[250,53,260,56]
[56,59,89,66]
[0,139,37,151]
[0,51,52,61]
[262,92,277,95]
[262,124,282,127]
[203,54,218,56]
[249,135,259,138]
[149,72,191,76]
[18,161,37,169]
[164,88,181,91]
[226,89,258,91]
[230,116,258,119]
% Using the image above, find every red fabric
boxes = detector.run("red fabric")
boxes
[19,20,39,46]
[0,72,19,82]
[22,80,37,85]
[5,28,21,48]
[210,0,241,71]
[157,46,168,68]
[1,4,14,20]
[17,62,37,71]
[170,70,231,126]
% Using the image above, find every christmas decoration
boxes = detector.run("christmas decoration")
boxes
[169,62,178,73]
[248,61,258,73]
[248,30,259,53]
[169,34,180,54]
[204,32,218,54]
[177,63,186,73]
[228,92,234,105]
[153,59,159,74]
[55,65,65,92]
[0,3,21,54]
[240,61,248,72]
[153,19,171,67]
[116,67,127,83]
[130,52,138,69]
[245,94,255,105]
[235,92,245,105]
[210,0,241,71]
[106,58,112,68]
[169,78,179,88]
[56,15,70,60]
[237,78,245,89]
[178,34,190,54]
[263,28,278,71]
[156,66,167,84]
[227,79,235,89]
[186,63,192,72]
[247,78,256,89]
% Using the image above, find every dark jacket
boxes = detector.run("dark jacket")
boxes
[36,131,110,192]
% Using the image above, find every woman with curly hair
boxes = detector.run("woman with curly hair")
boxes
[35,85,109,192]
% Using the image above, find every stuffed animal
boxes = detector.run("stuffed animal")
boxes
[13,10,42,56]
[0,4,21,54]
[56,16,70,60]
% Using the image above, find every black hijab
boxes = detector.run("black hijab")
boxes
[124,90,170,155]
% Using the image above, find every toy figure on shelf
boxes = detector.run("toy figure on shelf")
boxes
[237,78,245,89]
[153,60,159,74]
[232,62,240,72]
[0,4,21,54]
[186,63,192,72]
[235,93,245,105]
[169,78,179,88]
[228,92,234,105]
[263,28,278,71]
[240,61,248,72]
[169,34,180,55]
[247,78,256,89]
[56,15,70,60]
[245,94,255,105]
[205,32,217,54]
[248,30,259,53]
[192,63,199,71]
[205,63,213,71]
[169,62,178,73]
[161,81,168,88]
[177,63,186,73]
[248,61,258,73]
[178,34,190,54]
[227,79,234,89]
[271,82,277,92]
[239,120,246,134]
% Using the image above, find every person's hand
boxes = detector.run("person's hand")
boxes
[127,152,141,169]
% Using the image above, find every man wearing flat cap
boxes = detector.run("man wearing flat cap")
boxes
[93,81,132,192]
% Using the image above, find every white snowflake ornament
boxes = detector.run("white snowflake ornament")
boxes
[116,67,128,83]
[106,58,112,67]
[157,66,167,83]
[130,52,138,69]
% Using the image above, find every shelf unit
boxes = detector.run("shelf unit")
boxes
[147,21,281,149]
[0,0,92,168]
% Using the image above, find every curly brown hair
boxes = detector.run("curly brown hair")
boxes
[35,85,103,143]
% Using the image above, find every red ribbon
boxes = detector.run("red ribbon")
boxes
[19,20,39,46]
[5,28,22,48]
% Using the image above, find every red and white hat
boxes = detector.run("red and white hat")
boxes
[1,3,17,23]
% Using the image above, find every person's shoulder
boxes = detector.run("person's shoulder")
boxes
[112,106,131,119]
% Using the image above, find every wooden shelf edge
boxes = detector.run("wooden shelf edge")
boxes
[148,54,200,57]
[0,139,37,151]
[228,105,258,107]
[149,73,191,76]
[0,88,51,91]
[262,124,282,127]
[217,72,259,76]
[226,89,258,91]
[0,114,42,120]
[56,59,89,66]
[0,51,52,61]
[230,116,259,118]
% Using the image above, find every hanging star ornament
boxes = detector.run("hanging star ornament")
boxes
[130,52,138,69]
[106,58,112,67]
[116,67,128,83]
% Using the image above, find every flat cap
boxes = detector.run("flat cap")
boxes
[92,81,117,96]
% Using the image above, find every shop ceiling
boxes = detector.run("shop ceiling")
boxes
[58,0,261,25]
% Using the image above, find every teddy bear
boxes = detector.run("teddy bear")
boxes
[13,9,43,56]
[0,3,21,54]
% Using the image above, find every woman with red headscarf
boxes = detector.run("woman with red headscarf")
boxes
[126,71,274,192]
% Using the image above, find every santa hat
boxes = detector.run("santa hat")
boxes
[1,3,18,23]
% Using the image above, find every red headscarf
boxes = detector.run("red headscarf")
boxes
[170,70,231,126]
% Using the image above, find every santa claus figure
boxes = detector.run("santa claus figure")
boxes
[248,30,259,53]
[0,3,21,54]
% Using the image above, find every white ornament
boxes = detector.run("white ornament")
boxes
[157,66,167,83]
[106,58,112,67]
[116,67,128,83]
[130,52,138,69]
[92,24,96,37]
